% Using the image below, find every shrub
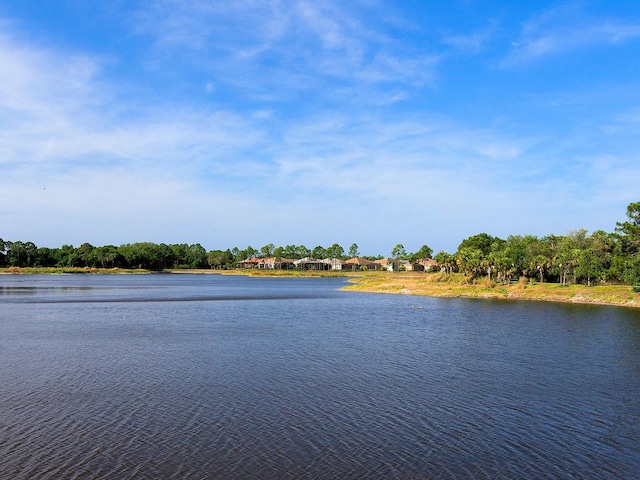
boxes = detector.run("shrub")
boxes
[517,276,528,289]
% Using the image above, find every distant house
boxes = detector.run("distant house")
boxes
[237,258,261,269]
[411,258,438,272]
[293,257,326,270]
[399,260,413,271]
[343,257,379,271]
[375,258,401,272]
[257,257,296,270]
[293,257,345,270]
[323,258,344,270]
[420,258,439,272]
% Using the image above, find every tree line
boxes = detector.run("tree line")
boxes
[0,241,366,271]
[432,202,640,286]
[1,202,639,285]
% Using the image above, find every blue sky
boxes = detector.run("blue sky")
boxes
[1,1,639,256]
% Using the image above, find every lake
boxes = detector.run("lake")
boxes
[0,274,639,479]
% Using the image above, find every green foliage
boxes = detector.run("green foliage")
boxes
[621,255,640,286]
[326,243,345,259]
[458,233,495,256]
[207,249,233,269]
[409,244,433,263]
[4,201,640,284]
[616,201,640,255]
[311,245,327,259]
[260,243,275,258]
[434,251,455,274]
[391,244,407,259]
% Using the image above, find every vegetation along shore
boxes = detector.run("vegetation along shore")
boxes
[2,201,640,308]
[343,271,640,309]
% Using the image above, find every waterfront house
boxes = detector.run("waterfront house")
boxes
[257,257,296,269]
[237,258,261,269]
[375,258,401,271]
[343,257,379,271]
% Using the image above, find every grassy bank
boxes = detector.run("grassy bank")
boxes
[344,271,640,309]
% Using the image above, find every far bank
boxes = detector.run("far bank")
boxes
[2,267,639,309]
[343,272,640,309]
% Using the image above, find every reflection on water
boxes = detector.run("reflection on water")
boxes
[0,275,332,304]
[0,274,639,479]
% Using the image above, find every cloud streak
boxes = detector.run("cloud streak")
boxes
[503,3,640,65]
[132,0,440,99]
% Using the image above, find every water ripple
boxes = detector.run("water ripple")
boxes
[0,275,639,478]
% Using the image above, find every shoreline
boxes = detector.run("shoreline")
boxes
[343,273,640,309]
[2,267,639,309]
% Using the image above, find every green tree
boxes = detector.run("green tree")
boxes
[311,245,327,259]
[458,233,494,256]
[23,241,37,267]
[119,242,167,269]
[260,243,275,258]
[282,244,297,259]
[207,250,232,269]
[55,244,80,267]
[186,244,207,268]
[615,202,640,285]
[622,255,640,285]
[616,201,640,252]
[5,241,20,266]
[77,242,96,267]
[506,237,523,275]
[409,244,433,263]
[33,247,54,267]
[235,245,258,261]
[576,248,600,286]
[272,246,285,269]
[348,243,359,258]
[530,254,550,283]
[456,246,484,278]
[580,230,614,285]
[456,233,499,281]
[434,251,455,274]
[326,243,345,259]
[552,230,588,285]
[94,245,121,268]
[230,247,242,265]
[6,241,37,267]
[391,244,407,259]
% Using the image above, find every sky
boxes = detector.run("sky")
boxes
[1,1,640,256]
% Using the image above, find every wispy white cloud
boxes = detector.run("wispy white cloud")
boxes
[503,3,640,66]
[442,22,497,54]
[0,24,267,170]
[0,31,102,120]
[132,0,440,97]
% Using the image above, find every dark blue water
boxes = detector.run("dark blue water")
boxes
[1,274,639,479]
